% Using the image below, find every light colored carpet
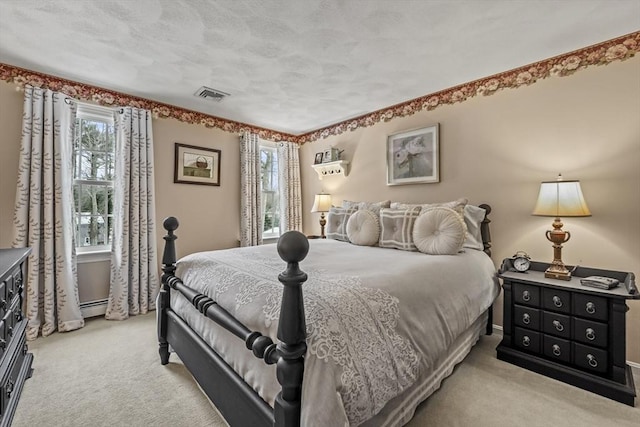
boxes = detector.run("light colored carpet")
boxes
[12,313,639,427]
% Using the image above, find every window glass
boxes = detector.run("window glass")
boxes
[260,145,280,238]
[73,107,115,251]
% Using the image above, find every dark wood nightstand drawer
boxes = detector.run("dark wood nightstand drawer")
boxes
[513,283,540,307]
[514,327,541,353]
[573,318,607,348]
[573,343,608,375]
[543,334,571,363]
[542,288,571,314]
[514,305,541,330]
[542,311,571,339]
[572,293,608,321]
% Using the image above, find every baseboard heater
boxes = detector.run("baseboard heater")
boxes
[80,299,108,318]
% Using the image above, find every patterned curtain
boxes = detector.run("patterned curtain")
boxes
[239,131,262,246]
[106,107,159,320]
[12,85,84,340]
[277,141,302,232]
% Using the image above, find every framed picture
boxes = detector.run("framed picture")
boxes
[314,152,324,164]
[386,124,439,185]
[174,143,221,186]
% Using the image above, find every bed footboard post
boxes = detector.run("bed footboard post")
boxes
[158,216,179,365]
[274,231,309,427]
[479,204,492,257]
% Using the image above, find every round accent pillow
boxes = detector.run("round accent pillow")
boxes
[412,207,467,255]
[346,209,380,246]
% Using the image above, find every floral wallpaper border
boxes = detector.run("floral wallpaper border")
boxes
[1,31,638,144]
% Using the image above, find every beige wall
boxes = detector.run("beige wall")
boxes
[300,56,640,362]
[1,56,638,361]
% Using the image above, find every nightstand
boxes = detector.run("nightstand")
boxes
[496,259,639,406]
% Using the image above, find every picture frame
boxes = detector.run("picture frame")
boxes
[174,143,221,186]
[314,152,324,164]
[386,124,439,185]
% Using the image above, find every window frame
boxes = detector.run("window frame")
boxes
[73,103,116,256]
[260,141,280,240]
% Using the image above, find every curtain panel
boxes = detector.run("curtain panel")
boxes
[12,85,84,339]
[239,132,263,246]
[106,107,159,320]
[277,141,302,232]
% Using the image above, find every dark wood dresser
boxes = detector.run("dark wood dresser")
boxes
[497,259,639,406]
[0,248,33,427]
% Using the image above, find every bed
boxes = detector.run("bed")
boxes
[157,202,499,426]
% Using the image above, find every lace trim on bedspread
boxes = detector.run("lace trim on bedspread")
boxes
[178,250,420,426]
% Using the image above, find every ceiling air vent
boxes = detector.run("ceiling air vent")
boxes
[194,86,230,102]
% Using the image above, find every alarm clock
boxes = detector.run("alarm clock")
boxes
[512,251,531,272]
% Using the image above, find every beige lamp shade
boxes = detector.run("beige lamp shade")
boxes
[311,193,332,213]
[532,177,591,217]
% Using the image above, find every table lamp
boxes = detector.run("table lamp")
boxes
[532,174,591,280]
[311,193,332,238]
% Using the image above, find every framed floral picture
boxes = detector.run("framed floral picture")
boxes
[386,124,439,185]
[174,143,221,186]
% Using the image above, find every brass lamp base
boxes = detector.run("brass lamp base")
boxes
[319,212,327,239]
[545,217,572,281]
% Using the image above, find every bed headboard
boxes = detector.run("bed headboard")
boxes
[478,204,492,257]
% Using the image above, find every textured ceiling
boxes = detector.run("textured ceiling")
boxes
[0,1,638,134]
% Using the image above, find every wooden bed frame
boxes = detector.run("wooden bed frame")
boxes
[157,204,493,427]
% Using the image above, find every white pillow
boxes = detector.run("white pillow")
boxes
[412,207,467,255]
[346,210,380,246]
[326,207,357,242]
[463,204,486,251]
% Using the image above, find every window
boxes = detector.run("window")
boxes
[73,105,115,253]
[260,143,280,239]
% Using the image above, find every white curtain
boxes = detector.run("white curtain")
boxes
[12,85,84,340]
[239,131,262,246]
[277,141,302,232]
[106,107,159,320]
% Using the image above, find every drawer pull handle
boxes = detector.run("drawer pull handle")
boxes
[6,380,13,398]
[586,302,596,314]
[522,290,530,302]
[522,313,530,325]
[552,295,563,308]
[7,290,13,300]
[0,299,5,310]
[0,339,5,350]
[552,320,564,332]
[522,336,531,347]
[552,344,561,356]
[587,354,598,368]
[586,328,596,341]
[7,326,13,337]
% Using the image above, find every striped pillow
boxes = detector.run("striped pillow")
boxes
[326,207,357,242]
[378,207,421,251]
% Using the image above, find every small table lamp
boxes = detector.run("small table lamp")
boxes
[532,174,591,280]
[311,193,332,238]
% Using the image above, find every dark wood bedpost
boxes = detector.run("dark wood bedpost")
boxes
[274,231,309,427]
[159,216,179,365]
[479,204,494,336]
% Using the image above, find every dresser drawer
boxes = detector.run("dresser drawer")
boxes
[514,327,541,353]
[543,334,571,363]
[542,311,571,339]
[572,293,608,322]
[542,288,571,314]
[513,283,540,307]
[0,330,27,417]
[573,318,608,348]
[0,281,5,320]
[573,343,608,375]
[514,305,541,329]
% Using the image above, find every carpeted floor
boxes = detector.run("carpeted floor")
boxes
[12,313,639,427]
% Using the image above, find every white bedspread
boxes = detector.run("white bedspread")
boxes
[172,239,499,426]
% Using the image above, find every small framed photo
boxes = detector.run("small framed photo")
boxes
[174,143,221,186]
[314,152,324,164]
[387,124,439,185]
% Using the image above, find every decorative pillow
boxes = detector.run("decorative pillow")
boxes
[378,207,421,251]
[391,198,468,217]
[462,204,486,251]
[346,209,380,246]
[326,207,357,242]
[413,207,467,255]
[343,200,391,215]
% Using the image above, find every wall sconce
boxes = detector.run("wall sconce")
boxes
[311,193,332,238]
[532,174,591,280]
